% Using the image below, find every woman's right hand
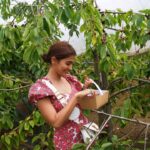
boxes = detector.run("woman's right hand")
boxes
[83,77,94,89]
[75,89,97,102]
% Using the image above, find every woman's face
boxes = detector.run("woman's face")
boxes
[53,55,75,76]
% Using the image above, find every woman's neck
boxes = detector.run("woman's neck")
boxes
[46,68,61,82]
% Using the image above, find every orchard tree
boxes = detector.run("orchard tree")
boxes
[0,0,150,149]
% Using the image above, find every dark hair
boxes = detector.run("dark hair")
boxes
[42,41,76,64]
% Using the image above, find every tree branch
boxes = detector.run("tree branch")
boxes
[128,126,146,149]
[134,78,150,84]
[0,84,31,91]
[105,27,124,32]
[1,75,31,84]
[109,83,145,99]
[99,10,150,17]
[144,125,149,150]
[126,48,150,57]
[86,115,112,150]
[108,77,123,88]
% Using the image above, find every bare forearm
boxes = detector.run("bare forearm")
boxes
[52,95,78,128]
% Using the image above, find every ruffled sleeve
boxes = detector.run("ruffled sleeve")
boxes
[65,74,82,91]
[28,79,54,104]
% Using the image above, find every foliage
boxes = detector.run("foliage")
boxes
[0,0,150,149]
[73,135,134,150]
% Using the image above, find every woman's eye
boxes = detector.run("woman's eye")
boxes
[66,63,71,66]
[66,62,73,65]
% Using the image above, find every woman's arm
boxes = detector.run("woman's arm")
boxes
[37,89,96,128]
[37,95,78,128]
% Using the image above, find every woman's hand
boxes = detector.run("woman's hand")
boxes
[75,89,97,101]
[83,77,93,89]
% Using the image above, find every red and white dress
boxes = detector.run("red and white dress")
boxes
[28,74,89,150]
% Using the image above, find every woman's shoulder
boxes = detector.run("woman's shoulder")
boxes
[29,78,45,91]
[28,77,54,104]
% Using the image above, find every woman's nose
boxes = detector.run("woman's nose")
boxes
[68,65,72,70]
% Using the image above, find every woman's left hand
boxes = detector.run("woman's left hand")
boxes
[75,89,97,101]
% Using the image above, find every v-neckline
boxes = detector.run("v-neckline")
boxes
[43,76,73,95]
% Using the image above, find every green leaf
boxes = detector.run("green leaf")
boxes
[80,24,85,32]
[64,6,72,18]
[124,63,134,79]
[72,143,86,150]
[0,28,5,41]
[5,136,11,145]
[32,135,39,143]
[61,10,68,23]
[24,122,30,130]
[100,59,109,72]
[23,47,33,63]
[19,132,25,141]
[14,138,19,147]
[33,145,41,150]
[92,35,96,46]
[74,12,81,24]
[123,99,131,117]
[64,0,70,6]
[137,140,145,144]
[23,24,31,39]
[29,120,35,128]
[7,119,13,129]
[43,16,51,36]
[107,43,116,60]
[99,45,107,59]
[111,135,118,142]
[18,123,23,134]
[101,142,112,148]
[8,79,13,87]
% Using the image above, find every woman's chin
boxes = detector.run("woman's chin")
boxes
[62,72,69,76]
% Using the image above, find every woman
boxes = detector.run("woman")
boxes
[28,41,97,150]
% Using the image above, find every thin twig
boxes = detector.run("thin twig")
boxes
[20,143,33,149]
[105,26,149,34]
[105,26,124,32]
[134,78,150,84]
[109,83,144,99]
[144,125,149,150]
[94,0,99,8]
[99,10,150,17]
[127,48,150,57]
[0,84,31,91]
[92,110,150,126]
[108,77,123,88]
[1,75,31,84]
[86,115,112,150]
[129,126,146,150]
[119,127,135,140]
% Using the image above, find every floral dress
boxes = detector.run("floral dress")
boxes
[28,74,89,150]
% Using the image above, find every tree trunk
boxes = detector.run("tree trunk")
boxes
[92,49,112,140]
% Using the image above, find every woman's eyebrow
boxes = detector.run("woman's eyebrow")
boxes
[66,60,74,62]
[66,61,74,64]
